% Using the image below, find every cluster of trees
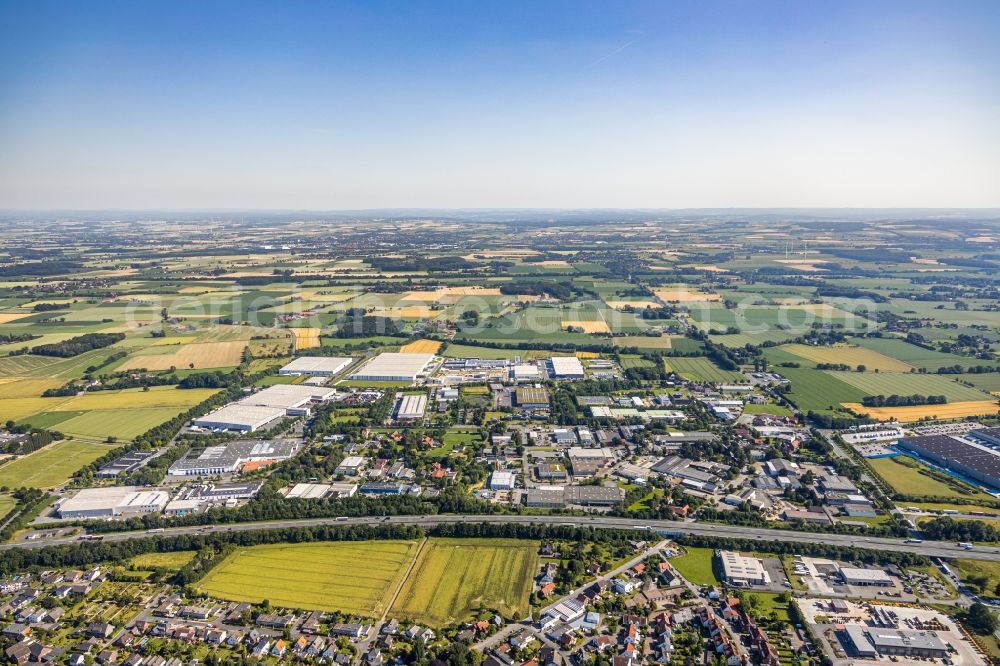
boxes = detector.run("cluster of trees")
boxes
[0,422,63,455]
[498,279,596,300]
[370,256,474,272]
[0,332,39,345]
[861,393,946,407]
[921,516,1000,543]
[0,488,52,542]
[30,332,125,357]
[331,310,404,338]
[31,302,67,312]
[0,259,83,277]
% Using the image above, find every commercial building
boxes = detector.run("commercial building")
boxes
[515,386,550,410]
[279,356,353,376]
[564,485,623,506]
[549,356,585,379]
[96,450,158,478]
[335,456,366,476]
[57,487,169,519]
[898,434,1000,490]
[512,363,542,382]
[843,626,948,660]
[717,551,770,587]
[192,404,286,433]
[191,481,263,501]
[395,394,428,420]
[285,483,333,499]
[526,486,567,509]
[488,470,516,491]
[839,567,892,587]
[168,439,300,476]
[350,353,435,383]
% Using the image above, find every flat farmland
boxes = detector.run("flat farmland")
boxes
[290,327,322,350]
[399,339,443,353]
[613,335,673,349]
[0,440,116,488]
[118,340,247,370]
[776,343,912,372]
[198,541,420,616]
[843,400,1000,422]
[828,371,992,402]
[391,538,537,626]
[856,337,999,371]
[777,367,866,414]
[663,357,744,383]
[866,455,994,500]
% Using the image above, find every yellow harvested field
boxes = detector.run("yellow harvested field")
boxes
[781,343,913,372]
[0,379,66,399]
[371,306,439,318]
[401,287,502,302]
[575,351,600,359]
[613,335,673,349]
[842,400,1000,422]
[561,320,611,334]
[0,312,34,323]
[399,339,443,354]
[291,328,322,350]
[654,288,721,302]
[119,340,247,370]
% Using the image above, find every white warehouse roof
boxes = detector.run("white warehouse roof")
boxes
[192,404,286,432]
[279,356,353,376]
[351,353,435,381]
[397,394,428,419]
[239,384,338,410]
[550,356,585,377]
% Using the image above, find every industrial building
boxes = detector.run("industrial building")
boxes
[191,404,287,433]
[395,393,428,420]
[898,434,1000,490]
[192,384,338,432]
[58,487,169,519]
[335,456,366,476]
[511,363,542,382]
[279,356,353,376]
[549,356,586,379]
[350,352,435,382]
[488,470,516,490]
[95,450,158,478]
[843,625,949,660]
[515,386,550,410]
[168,439,300,476]
[839,567,892,586]
[717,551,770,587]
[523,484,623,508]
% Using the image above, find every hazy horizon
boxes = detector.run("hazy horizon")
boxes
[2,0,999,210]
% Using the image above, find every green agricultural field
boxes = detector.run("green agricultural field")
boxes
[964,374,1000,394]
[669,546,718,586]
[742,402,794,417]
[198,541,420,616]
[951,560,1000,599]
[391,538,538,626]
[776,367,866,414]
[53,408,189,441]
[618,355,656,369]
[664,357,744,383]
[442,343,525,359]
[866,456,993,501]
[129,551,197,570]
[856,337,999,372]
[0,440,116,489]
[826,371,991,402]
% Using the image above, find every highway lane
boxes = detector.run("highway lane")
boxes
[5,514,1000,561]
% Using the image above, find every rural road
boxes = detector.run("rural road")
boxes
[4,514,1000,562]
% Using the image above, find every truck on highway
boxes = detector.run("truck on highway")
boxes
[959,542,974,550]
[904,538,923,544]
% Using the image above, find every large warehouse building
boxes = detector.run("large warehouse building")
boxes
[58,487,170,519]
[279,356,353,376]
[897,434,1000,490]
[350,352,435,383]
[169,439,300,476]
[192,384,339,432]
[550,356,586,379]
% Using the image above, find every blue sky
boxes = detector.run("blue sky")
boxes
[1,0,998,209]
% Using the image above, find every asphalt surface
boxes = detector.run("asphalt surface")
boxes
[5,514,1000,561]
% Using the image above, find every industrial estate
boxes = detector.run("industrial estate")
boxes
[0,211,998,666]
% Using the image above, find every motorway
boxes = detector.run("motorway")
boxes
[5,513,1000,561]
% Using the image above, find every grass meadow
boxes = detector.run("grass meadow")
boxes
[0,440,116,488]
